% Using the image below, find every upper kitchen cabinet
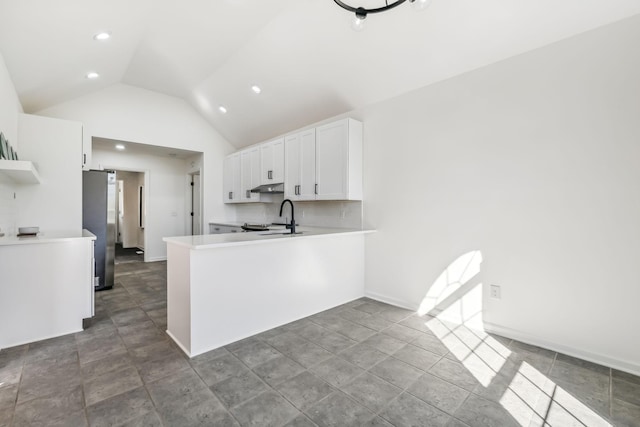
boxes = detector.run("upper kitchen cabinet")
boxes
[315,118,363,201]
[260,137,284,185]
[240,146,261,203]
[223,153,241,203]
[284,129,316,201]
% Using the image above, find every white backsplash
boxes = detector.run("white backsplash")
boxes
[0,182,17,235]
[234,195,362,229]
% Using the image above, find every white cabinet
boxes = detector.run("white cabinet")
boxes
[223,153,241,203]
[226,118,362,203]
[315,118,363,201]
[240,147,261,202]
[284,129,316,201]
[260,138,284,185]
[284,118,362,202]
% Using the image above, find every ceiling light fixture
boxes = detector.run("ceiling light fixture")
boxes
[93,32,111,41]
[218,105,228,114]
[334,0,432,31]
[115,144,125,150]
[86,72,100,79]
[251,85,262,94]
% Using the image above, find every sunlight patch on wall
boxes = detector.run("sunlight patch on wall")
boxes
[418,250,482,316]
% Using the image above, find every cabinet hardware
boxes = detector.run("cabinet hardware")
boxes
[315,184,318,195]
[268,170,273,180]
[83,153,86,165]
[229,191,233,200]
[246,190,250,198]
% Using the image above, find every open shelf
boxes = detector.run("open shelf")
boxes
[0,159,41,184]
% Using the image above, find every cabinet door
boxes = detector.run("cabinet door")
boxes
[284,134,301,200]
[223,153,241,203]
[298,129,316,200]
[81,126,91,171]
[240,148,260,202]
[271,138,284,183]
[316,120,349,200]
[249,147,261,201]
[260,138,284,185]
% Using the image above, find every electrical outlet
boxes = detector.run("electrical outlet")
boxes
[302,210,306,218]
[490,285,501,300]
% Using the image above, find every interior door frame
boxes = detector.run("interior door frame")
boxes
[188,170,203,235]
[107,167,150,262]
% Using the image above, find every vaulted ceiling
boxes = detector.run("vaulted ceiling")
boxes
[1,0,639,148]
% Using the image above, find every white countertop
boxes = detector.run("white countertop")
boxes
[0,229,96,246]
[164,226,375,250]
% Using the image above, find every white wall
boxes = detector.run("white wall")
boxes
[36,83,236,235]
[93,148,190,261]
[0,52,23,234]
[361,15,640,374]
[0,53,21,146]
[17,114,83,234]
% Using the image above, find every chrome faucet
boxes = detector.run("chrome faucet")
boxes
[279,199,296,234]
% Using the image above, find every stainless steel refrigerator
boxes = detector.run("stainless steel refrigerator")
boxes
[82,170,116,290]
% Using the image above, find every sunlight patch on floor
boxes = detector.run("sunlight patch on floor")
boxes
[417,250,613,426]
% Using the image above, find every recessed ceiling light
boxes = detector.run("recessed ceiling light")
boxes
[115,144,125,150]
[93,32,111,41]
[218,105,228,114]
[251,85,261,94]
[86,72,100,79]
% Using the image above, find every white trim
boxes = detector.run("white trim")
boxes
[364,290,418,312]
[362,290,640,377]
[146,256,167,262]
[166,330,192,358]
[484,322,640,377]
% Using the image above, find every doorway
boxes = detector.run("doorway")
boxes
[114,170,145,262]
[189,172,202,235]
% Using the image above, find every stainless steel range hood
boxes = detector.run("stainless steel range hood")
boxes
[250,183,284,194]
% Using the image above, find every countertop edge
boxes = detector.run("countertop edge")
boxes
[0,229,97,246]
[164,229,376,250]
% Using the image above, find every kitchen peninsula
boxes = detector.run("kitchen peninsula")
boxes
[163,227,374,357]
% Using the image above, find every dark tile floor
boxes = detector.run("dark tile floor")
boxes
[1,260,639,426]
[114,243,144,264]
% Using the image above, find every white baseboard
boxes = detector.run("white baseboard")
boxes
[484,322,640,377]
[364,290,418,312]
[166,330,192,358]
[146,256,167,262]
